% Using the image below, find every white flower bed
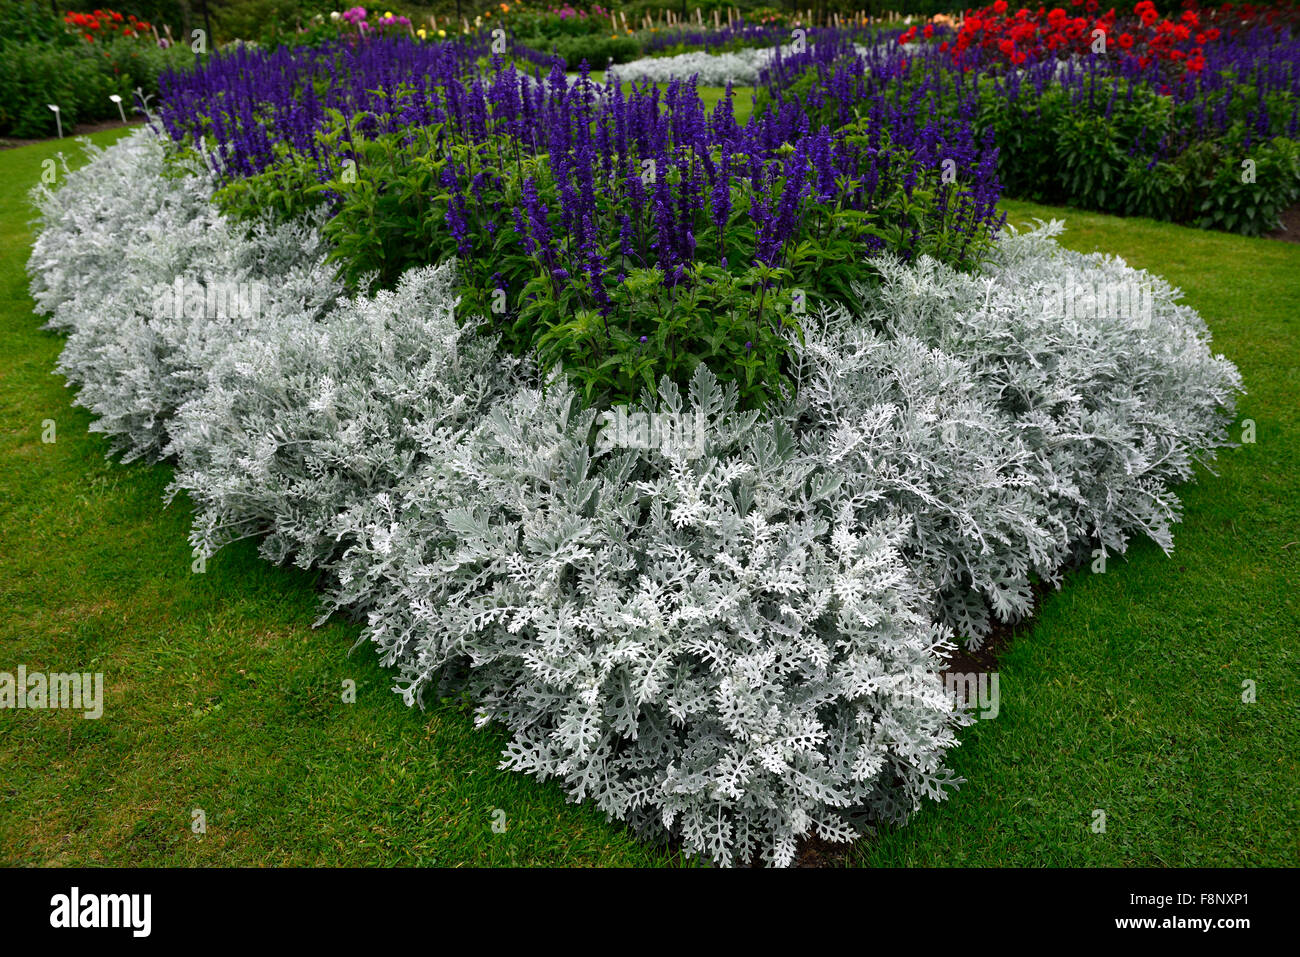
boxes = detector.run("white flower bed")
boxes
[607,43,876,86]
[608,46,782,86]
[29,130,1242,865]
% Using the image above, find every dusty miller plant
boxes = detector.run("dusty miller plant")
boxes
[785,227,1243,643]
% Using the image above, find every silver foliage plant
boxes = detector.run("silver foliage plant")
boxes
[29,130,1242,865]
[28,131,342,462]
[607,43,875,87]
[608,46,789,87]
[789,229,1244,642]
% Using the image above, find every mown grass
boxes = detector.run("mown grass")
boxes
[1,130,1294,867]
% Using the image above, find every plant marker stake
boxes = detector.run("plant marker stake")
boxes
[109,94,126,123]
[48,104,62,139]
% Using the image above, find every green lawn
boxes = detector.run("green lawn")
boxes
[1,130,1295,867]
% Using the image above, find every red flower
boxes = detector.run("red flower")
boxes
[1117,32,1134,48]
[993,0,1008,13]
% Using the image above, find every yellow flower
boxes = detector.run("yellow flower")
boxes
[437,28,446,36]
[383,10,393,17]
[416,27,426,38]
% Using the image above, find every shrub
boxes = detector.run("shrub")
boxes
[0,0,77,46]
[28,132,341,460]
[790,224,1243,638]
[517,31,641,68]
[0,42,116,136]
[607,45,783,85]
[979,74,1300,236]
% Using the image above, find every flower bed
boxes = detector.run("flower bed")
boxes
[29,117,1241,863]
[607,45,787,85]
[26,18,1251,865]
[941,1,1299,71]
[767,6,1300,235]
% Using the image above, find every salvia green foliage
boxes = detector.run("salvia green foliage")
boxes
[213,95,994,412]
[29,130,1242,865]
[213,119,804,411]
